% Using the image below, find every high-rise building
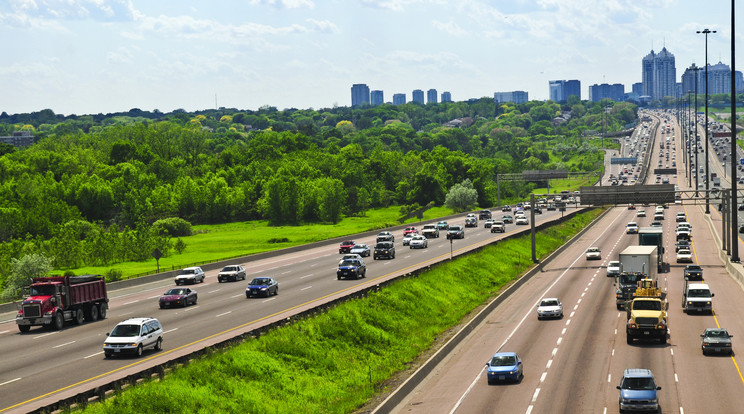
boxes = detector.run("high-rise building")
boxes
[427,89,438,104]
[441,91,452,103]
[736,71,744,94]
[393,93,406,105]
[641,47,677,100]
[494,91,528,104]
[548,80,580,102]
[351,84,370,106]
[632,82,643,96]
[371,90,384,106]
[412,89,425,104]
[588,83,625,102]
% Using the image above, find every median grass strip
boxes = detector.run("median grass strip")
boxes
[71,209,602,414]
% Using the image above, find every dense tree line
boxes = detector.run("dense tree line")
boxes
[0,98,635,287]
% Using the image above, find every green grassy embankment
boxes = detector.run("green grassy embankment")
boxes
[70,208,603,414]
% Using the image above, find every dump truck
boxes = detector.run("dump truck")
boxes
[626,278,668,344]
[16,275,108,332]
[638,227,665,272]
[615,245,658,310]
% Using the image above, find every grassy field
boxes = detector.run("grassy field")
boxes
[69,206,455,279]
[70,208,603,414]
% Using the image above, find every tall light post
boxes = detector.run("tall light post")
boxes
[691,64,701,197]
[698,28,716,213]
[730,0,739,262]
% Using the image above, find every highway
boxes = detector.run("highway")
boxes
[387,110,744,414]
[0,199,579,412]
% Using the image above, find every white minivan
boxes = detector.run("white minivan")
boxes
[104,317,164,358]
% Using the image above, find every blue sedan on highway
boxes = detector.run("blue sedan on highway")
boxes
[485,352,523,384]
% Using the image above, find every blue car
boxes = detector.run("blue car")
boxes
[245,277,279,298]
[617,368,661,413]
[485,352,523,384]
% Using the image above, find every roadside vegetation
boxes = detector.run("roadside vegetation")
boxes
[0,98,630,298]
[68,208,602,414]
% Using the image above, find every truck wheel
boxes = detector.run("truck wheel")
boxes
[660,334,667,344]
[98,303,107,320]
[52,312,64,330]
[87,304,99,322]
[74,309,85,325]
[18,325,30,333]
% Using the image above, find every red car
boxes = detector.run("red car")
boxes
[403,226,417,236]
[339,240,356,254]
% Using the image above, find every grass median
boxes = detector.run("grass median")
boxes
[71,208,603,414]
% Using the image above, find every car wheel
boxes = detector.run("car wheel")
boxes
[136,344,143,357]
[193,295,198,305]
[98,303,107,320]
[160,304,165,309]
[274,286,279,296]
[246,293,250,299]
[155,337,162,351]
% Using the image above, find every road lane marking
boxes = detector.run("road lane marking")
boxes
[85,352,104,359]
[207,290,221,294]
[546,360,552,369]
[33,332,58,339]
[163,328,178,334]
[123,300,139,305]
[215,311,232,318]
[531,388,540,403]
[540,372,547,382]
[301,274,314,279]
[231,294,243,298]
[607,374,611,383]
[53,341,76,348]
[0,378,20,387]
[301,286,312,291]
[675,373,679,382]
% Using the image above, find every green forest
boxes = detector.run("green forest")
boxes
[0,97,637,297]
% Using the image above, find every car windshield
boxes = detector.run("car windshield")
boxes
[110,324,140,338]
[705,330,728,338]
[352,245,366,249]
[490,355,516,366]
[341,240,354,245]
[165,289,186,295]
[540,300,559,307]
[621,377,656,390]
[609,262,620,267]
[250,278,271,285]
[687,265,701,270]
[376,243,391,248]
[29,285,56,296]
[340,260,359,267]
[688,289,711,298]
[222,266,237,272]
[180,269,195,274]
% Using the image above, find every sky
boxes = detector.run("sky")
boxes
[0,0,741,116]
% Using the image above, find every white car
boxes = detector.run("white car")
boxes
[103,317,163,358]
[625,222,639,234]
[676,213,687,222]
[676,249,693,263]
[586,247,601,260]
[637,210,646,217]
[537,298,563,319]
[175,267,205,285]
[409,235,428,249]
[515,216,529,225]
[607,260,621,277]
[402,233,416,246]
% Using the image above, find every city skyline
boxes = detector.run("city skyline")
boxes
[1,1,742,115]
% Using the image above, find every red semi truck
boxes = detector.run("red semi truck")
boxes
[16,275,109,332]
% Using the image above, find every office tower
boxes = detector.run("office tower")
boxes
[371,90,384,106]
[441,91,452,102]
[412,89,424,104]
[588,83,625,102]
[548,80,580,102]
[427,89,438,104]
[393,93,406,105]
[493,91,528,104]
[641,47,677,100]
[351,84,370,106]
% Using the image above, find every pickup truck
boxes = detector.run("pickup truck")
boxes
[421,224,440,238]
[490,221,505,233]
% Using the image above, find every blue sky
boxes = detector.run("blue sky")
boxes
[0,0,740,115]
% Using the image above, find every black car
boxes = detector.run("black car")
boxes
[533,207,543,214]
[159,288,197,308]
[676,240,691,252]
[374,241,396,259]
[337,259,367,280]
[684,264,703,281]
[446,225,464,239]
[245,277,279,298]
[479,210,492,220]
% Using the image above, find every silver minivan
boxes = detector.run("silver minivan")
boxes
[104,317,164,358]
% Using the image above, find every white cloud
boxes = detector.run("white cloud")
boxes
[432,20,466,36]
[249,0,315,9]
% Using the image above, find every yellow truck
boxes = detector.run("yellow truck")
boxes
[625,279,668,344]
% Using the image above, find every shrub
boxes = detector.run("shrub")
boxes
[152,217,193,237]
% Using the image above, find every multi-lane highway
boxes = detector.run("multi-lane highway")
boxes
[0,200,580,412]
[387,110,744,414]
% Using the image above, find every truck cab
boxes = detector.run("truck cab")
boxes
[626,279,668,344]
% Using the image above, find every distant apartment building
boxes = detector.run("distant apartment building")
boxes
[493,91,528,104]
[588,83,625,102]
[427,89,438,104]
[371,90,384,106]
[393,93,406,105]
[351,84,370,106]
[0,131,34,147]
[412,89,425,104]
[641,47,677,100]
[441,91,452,102]
[632,82,643,96]
[548,80,580,102]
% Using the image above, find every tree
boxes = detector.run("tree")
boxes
[2,253,54,301]
[444,179,478,212]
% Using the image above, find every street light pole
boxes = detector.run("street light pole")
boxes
[730,0,739,262]
[698,28,717,214]
[692,64,701,197]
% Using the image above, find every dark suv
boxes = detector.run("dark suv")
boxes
[446,225,464,239]
[374,242,396,260]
